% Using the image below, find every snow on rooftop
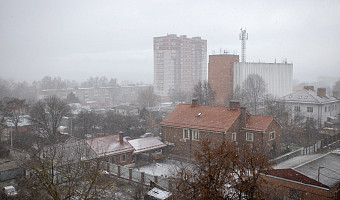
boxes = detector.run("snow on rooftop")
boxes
[128,137,166,154]
[147,187,172,200]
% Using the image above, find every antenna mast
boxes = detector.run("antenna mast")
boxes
[239,28,248,62]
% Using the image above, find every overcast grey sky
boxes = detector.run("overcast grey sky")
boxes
[1,0,339,84]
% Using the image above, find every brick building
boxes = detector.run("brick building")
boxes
[160,99,281,160]
[208,54,239,105]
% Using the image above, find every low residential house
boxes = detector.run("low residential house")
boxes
[85,134,135,167]
[40,134,135,168]
[2,115,32,142]
[128,137,167,166]
[114,105,140,116]
[261,150,340,199]
[160,99,281,160]
[278,86,340,128]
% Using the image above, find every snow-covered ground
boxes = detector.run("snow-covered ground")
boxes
[134,159,191,177]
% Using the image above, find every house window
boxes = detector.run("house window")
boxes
[192,130,199,140]
[269,131,275,140]
[110,156,115,164]
[232,133,236,141]
[307,107,313,113]
[183,129,189,139]
[120,154,126,162]
[294,106,300,112]
[246,132,253,141]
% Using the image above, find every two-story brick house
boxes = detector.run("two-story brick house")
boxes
[160,99,281,160]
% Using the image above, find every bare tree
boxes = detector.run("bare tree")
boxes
[242,74,266,114]
[16,138,110,200]
[137,86,160,107]
[168,88,191,103]
[30,96,71,143]
[192,80,216,105]
[333,78,340,95]
[174,139,271,200]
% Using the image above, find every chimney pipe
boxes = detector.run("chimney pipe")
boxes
[229,100,240,108]
[333,92,338,99]
[191,98,199,107]
[317,88,326,98]
[304,86,314,91]
[119,131,124,144]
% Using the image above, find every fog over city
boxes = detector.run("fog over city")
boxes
[1,0,339,84]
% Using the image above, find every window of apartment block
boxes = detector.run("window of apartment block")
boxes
[269,131,275,140]
[307,107,313,113]
[294,106,300,112]
[192,130,199,140]
[232,133,236,141]
[120,154,126,162]
[246,132,253,141]
[325,106,327,112]
[183,129,189,139]
[110,156,115,164]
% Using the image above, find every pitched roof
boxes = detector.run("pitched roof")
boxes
[279,89,338,104]
[265,168,329,188]
[244,115,275,132]
[293,151,340,188]
[160,104,241,133]
[128,137,166,154]
[85,134,134,157]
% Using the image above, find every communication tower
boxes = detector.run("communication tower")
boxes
[239,28,248,62]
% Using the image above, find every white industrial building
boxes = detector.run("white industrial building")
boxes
[233,62,293,98]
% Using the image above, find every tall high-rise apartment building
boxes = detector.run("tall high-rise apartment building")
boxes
[154,34,207,99]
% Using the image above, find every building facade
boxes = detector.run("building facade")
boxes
[208,54,239,105]
[233,62,293,98]
[154,34,207,99]
[278,86,340,128]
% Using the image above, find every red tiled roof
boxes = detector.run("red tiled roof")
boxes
[244,115,275,132]
[265,169,329,188]
[160,104,241,133]
[85,134,134,157]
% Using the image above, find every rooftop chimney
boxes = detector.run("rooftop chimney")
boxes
[119,131,124,144]
[229,100,240,108]
[317,88,326,98]
[191,98,199,107]
[304,86,314,91]
[333,92,339,99]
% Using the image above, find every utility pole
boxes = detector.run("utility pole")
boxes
[318,167,324,182]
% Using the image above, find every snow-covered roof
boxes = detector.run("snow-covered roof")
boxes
[146,187,172,200]
[4,115,31,127]
[279,89,339,104]
[85,134,134,157]
[128,137,166,154]
[273,150,340,188]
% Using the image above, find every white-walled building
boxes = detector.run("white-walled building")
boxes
[233,62,293,98]
[278,86,340,128]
